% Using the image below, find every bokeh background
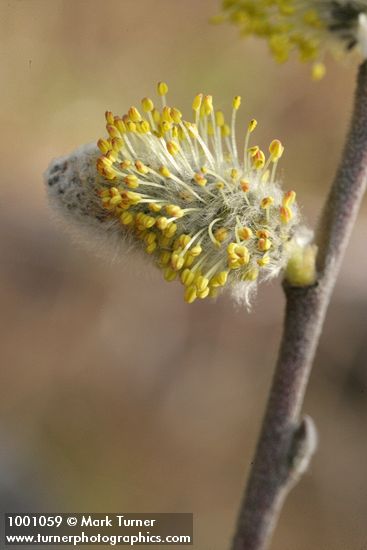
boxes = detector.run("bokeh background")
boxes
[1,1,367,549]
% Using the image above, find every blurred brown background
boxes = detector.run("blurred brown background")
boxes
[1,1,367,549]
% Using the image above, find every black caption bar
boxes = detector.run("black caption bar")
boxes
[4,513,193,546]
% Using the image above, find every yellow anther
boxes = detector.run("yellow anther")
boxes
[109,195,122,206]
[210,271,228,287]
[214,227,228,243]
[119,160,131,170]
[160,120,172,134]
[146,242,157,255]
[195,275,209,292]
[192,93,203,112]
[215,111,225,127]
[232,96,241,110]
[135,160,149,174]
[159,165,171,178]
[126,121,136,132]
[280,205,293,223]
[139,120,150,133]
[99,188,110,198]
[258,238,272,252]
[260,196,274,209]
[124,174,139,189]
[167,141,179,156]
[240,180,250,193]
[198,287,210,299]
[228,258,241,270]
[97,156,111,173]
[216,181,225,189]
[194,173,207,187]
[227,242,237,256]
[105,149,117,161]
[248,119,258,133]
[152,108,161,124]
[106,125,120,139]
[230,168,239,180]
[235,245,250,263]
[173,235,189,249]
[238,226,253,240]
[97,138,110,154]
[170,107,182,123]
[164,222,177,238]
[202,95,213,116]
[105,111,114,125]
[257,254,270,267]
[283,190,296,207]
[120,211,134,225]
[144,232,157,245]
[269,139,284,161]
[124,191,141,204]
[252,150,266,169]
[114,117,126,134]
[149,202,162,213]
[162,106,173,123]
[111,137,123,152]
[128,106,141,122]
[221,124,230,137]
[165,204,184,218]
[171,252,185,271]
[242,267,259,281]
[181,269,195,287]
[159,251,171,266]
[189,244,202,257]
[184,285,197,304]
[157,81,168,96]
[256,229,270,239]
[142,215,156,229]
[141,97,154,112]
[102,167,117,180]
[164,266,177,282]
[184,254,195,267]
[248,146,259,156]
[156,216,169,230]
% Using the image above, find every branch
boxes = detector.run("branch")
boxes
[231,60,367,550]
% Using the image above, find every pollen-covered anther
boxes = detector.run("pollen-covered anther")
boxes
[258,238,272,252]
[233,96,241,110]
[167,141,179,156]
[214,227,229,243]
[240,180,250,193]
[92,83,301,304]
[252,150,266,170]
[194,173,207,187]
[269,139,284,161]
[280,206,293,223]
[283,190,296,206]
[238,227,253,240]
[248,119,258,133]
[165,204,184,218]
[157,81,168,96]
[124,175,139,189]
[261,197,274,209]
